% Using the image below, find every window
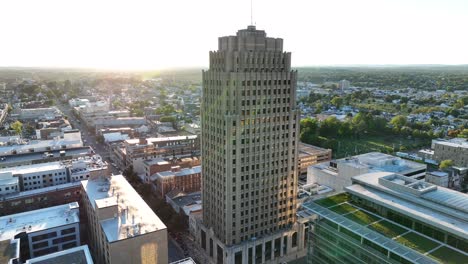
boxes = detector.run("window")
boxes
[61,227,76,235]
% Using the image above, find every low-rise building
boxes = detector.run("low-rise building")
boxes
[303,172,468,264]
[142,156,201,183]
[25,245,93,264]
[0,202,80,260]
[0,172,19,196]
[0,156,108,193]
[432,138,468,167]
[0,181,81,217]
[81,175,168,264]
[298,143,331,177]
[166,190,202,216]
[68,98,90,107]
[0,131,83,157]
[152,166,201,198]
[307,152,426,192]
[17,107,60,120]
[0,146,94,169]
[119,135,199,174]
[0,162,68,191]
[426,171,450,187]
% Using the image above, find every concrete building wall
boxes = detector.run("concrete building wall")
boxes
[433,142,468,167]
[109,229,168,264]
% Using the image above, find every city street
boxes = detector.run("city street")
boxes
[56,101,186,262]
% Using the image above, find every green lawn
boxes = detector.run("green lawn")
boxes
[369,220,407,238]
[396,232,440,253]
[329,203,357,215]
[344,210,381,225]
[334,135,429,158]
[428,246,468,264]
[315,193,350,208]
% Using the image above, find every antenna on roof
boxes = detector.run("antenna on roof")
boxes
[250,0,253,26]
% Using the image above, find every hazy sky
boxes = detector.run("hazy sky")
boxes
[1,0,467,70]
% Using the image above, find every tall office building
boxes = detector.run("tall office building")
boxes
[199,26,305,263]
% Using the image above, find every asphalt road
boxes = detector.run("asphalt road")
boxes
[56,101,186,262]
[56,102,121,175]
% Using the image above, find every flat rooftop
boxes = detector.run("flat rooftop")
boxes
[433,138,468,148]
[0,161,64,175]
[0,181,81,202]
[0,202,80,241]
[298,143,330,157]
[81,175,166,242]
[156,166,201,178]
[143,157,169,166]
[25,245,93,264]
[349,172,468,240]
[311,152,426,175]
[0,147,93,166]
[125,135,197,145]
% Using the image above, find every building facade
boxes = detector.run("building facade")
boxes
[0,182,82,217]
[0,202,80,260]
[307,152,427,192]
[81,175,168,264]
[303,172,468,264]
[432,138,468,167]
[152,165,201,198]
[200,25,304,263]
[143,156,201,183]
[297,143,331,177]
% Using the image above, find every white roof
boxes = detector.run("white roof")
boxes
[103,132,129,143]
[125,135,197,145]
[156,166,201,178]
[0,202,79,241]
[0,161,64,175]
[81,175,166,242]
[434,138,468,148]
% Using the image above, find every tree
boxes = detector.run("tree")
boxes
[160,116,176,123]
[319,117,341,138]
[123,165,139,183]
[390,115,407,128]
[330,96,344,109]
[439,159,453,169]
[11,121,23,135]
[300,117,319,144]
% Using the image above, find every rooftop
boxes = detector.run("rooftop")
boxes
[0,202,80,241]
[349,172,468,239]
[143,157,170,166]
[167,191,201,208]
[81,175,166,242]
[312,152,426,175]
[0,132,83,156]
[304,190,468,263]
[0,181,81,202]
[125,135,197,145]
[25,245,93,264]
[156,166,201,179]
[298,143,330,158]
[433,138,468,148]
[0,147,92,166]
[0,161,64,175]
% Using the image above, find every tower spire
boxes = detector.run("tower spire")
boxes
[250,0,253,25]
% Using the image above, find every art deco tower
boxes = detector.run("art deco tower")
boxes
[202,26,299,247]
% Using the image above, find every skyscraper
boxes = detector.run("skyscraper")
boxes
[199,25,306,264]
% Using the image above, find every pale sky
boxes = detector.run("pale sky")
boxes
[1,0,467,70]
